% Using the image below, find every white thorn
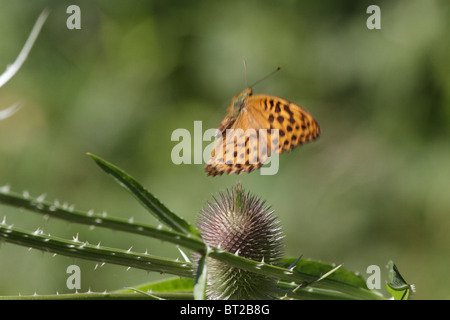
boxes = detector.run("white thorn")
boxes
[177,247,191,263]
[33,227,43,235]
[0,185,10,193]
[36,193,46,202]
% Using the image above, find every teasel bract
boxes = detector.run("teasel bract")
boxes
[196,183,284,299]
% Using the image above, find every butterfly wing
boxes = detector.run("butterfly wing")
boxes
[205,109,265,176]
[247,94,321,154]
[205,94,321,176]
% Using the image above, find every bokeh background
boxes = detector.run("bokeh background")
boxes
[0,1,449,299]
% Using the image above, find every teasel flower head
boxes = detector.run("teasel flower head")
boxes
[196,183,284,300]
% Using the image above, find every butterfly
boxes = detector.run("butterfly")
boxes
[205,70,321,176]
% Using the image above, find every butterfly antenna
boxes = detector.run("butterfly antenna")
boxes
[249,66,281,88]
[243,59,248,88]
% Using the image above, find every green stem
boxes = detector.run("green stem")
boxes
[0,292,193,300]
[0,225,193,278]
[207,247,385,300]
[0,191,205,252]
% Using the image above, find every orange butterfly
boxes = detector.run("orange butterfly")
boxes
[205,67,321,176]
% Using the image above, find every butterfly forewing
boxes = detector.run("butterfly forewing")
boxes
[205,90,321,176]
[248,95,321,152]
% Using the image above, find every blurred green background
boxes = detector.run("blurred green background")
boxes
[0,0,449,299]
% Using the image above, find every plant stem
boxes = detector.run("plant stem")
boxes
[0,225,193,278]
[0,191,205,252]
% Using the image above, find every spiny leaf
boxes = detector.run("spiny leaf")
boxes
[193,249,209,300]
[87,153,200,237]
[118,277,194,294]
[278,257,368,289]
[386,261,414,300]
[0,223,193,277]
[0,189,205,252]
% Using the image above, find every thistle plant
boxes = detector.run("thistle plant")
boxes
[0,153,413,300]
[196,184,284,299]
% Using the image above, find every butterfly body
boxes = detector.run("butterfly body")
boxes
[206,87,321,176]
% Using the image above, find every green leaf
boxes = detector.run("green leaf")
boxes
[278,257,368,289]
[0,291,191,300]
[87,153,200,237]
[117,277,195,299]
[0,190,205,253]
[193,249,209,300]
[0,223,194,277]
[134,277,194,292]
[129,277,195,293]
[386,261,413,300]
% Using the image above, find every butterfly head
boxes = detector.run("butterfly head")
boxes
[229,87,252,117]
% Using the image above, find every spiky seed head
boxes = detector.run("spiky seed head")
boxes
[196,183,284,300]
